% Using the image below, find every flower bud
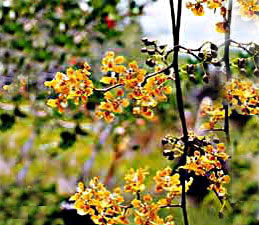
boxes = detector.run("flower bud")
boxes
[141,37,148,43]
[202,74,209,83]
[163,149,174,160]
[211,59,221,67]
[161,138,169,145]
[187,64,195,74]
[210,43,218,51]
[238,58,246,68]
[213,137,220,143]
[146,58,156,67]
[240,68,246,75]
[189,74,196,83]
[211,50,217,58]
[198,52,204,59]
[147,49,156,55]
[254,68,259,77]
[141,47,147,53]
[141,37,155,46]
[158,45,167,50]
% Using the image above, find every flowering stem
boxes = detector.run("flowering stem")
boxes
[161,204,182,208]
[94,64,173,92]
[223,0,233,144]
[224,0,232,80]
[169,1,189,225]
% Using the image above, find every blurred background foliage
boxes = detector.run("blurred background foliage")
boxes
[0,0,258,225]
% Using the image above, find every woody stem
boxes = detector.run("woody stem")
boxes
[223,0,233,144]
[169,1,189,225]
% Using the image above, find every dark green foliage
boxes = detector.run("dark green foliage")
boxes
[59,131,76,149]
[0,113,15,131]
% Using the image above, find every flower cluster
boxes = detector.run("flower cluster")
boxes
[186,0,227,17]
[69,167,187,225]
[224,79,259,115]
[99,52,172,121]
[161,135,185,160]
[100,51,127,85]
[130,72,172,120]
[186,0,259,32]
[199,98,226,130]
[69,177,128,225]
[44,63,93,112]
[154,167,193,198]
[237,0,259,21]
[131,195,175,225]
[45,51,173,121]
[162,131,230,199]
[95,89,129,122]
[124,168,149,194]
[199,79,258,130]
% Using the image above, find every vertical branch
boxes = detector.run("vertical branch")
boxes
[224,0,232,80]
[169,0,188,139]
[223,0,233,144]
[169,1,189,225]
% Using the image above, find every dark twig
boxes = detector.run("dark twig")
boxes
[161,204,182,208]
[95,64,173,92]
[222,0,233,144]
[169,1,189,225]
[94,84,122,92]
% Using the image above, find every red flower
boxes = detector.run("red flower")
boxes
[105,16,116,29]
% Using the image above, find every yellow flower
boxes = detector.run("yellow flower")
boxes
[124,168,149,194]
[44,63,94,112]
[238,0,259,21]
[46,99,58,108]
[191,3,204,16]
[215,22,227,33]
[70,178,127,224]
[207,0,222,9]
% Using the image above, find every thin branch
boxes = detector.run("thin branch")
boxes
[95,65,173,92]
[94,84,122,92]
[165,41,214,60]
[161,204,182,208]
[222,0,233,144]
[203,128,225,132]
[169,0,176,31]
[223,103,230,143]
[229,40,254,55]
[142,64,173,85]
[169,1,189,225]
[213,189,224,205]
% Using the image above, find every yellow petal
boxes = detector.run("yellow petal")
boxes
[114,56,125,64]
[46,99,58,108]
[100,76,116,84]
[215,22,228,33]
